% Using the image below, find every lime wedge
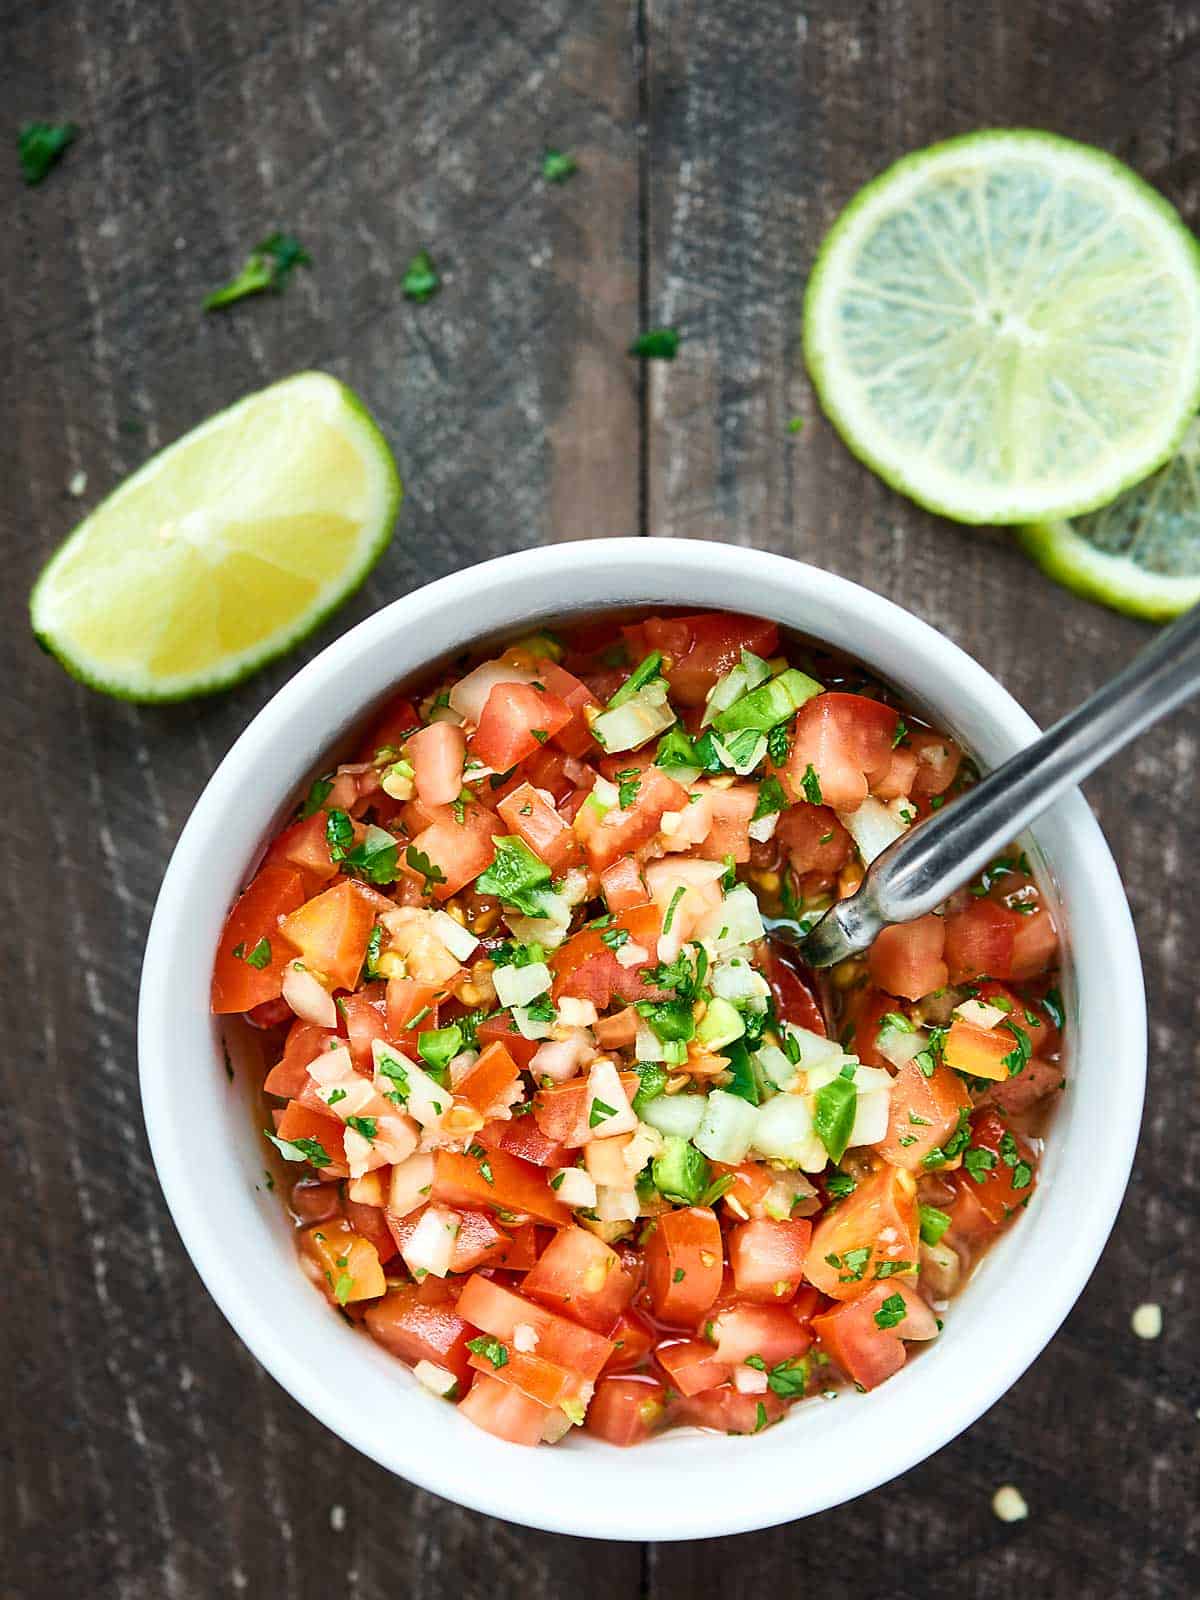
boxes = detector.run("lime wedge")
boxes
[31,372,401,701]
[803,130,1200,524]
[1018,419,1200,619]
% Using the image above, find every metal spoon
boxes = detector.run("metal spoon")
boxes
[770,602,1200,970]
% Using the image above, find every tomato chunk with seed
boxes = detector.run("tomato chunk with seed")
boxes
[277,879,376,991]
[868,914,948,1000]
[212,865,306,1012]
[456,1275,615,1380]
[431,1146,570,1227]
[585,1376,667,1445]
[877,1061,970,1171]
[644,1207,724,1327]
[728,1219,813,1304]
[457,1372,549,1445]
[470,683,573,772]
[803,1167,919,1302]
[523,1227,638,1334]
[497,782,583,873]
[813,1281,937,1390]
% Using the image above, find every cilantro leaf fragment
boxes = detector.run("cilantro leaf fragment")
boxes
[541,147,578,182]
[406,845,447,894]
[18,120,77,185]
[873,1292,907,1330]
[628,328,679,360]
[204,233,310,311]
[402,250,441,302]
[752,775,789,821]
[800,763,823,806]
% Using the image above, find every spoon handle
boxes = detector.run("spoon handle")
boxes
[801,602,1200,967]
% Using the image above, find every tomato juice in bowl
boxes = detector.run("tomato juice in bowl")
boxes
[139,539,1145,1538]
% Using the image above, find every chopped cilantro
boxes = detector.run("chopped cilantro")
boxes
[825,1172,857,1201]
[766,718,793,767]
[800,763,823,806]
[204,233,310,310]
[345,1115,377,1141]
[752,776,789,821]
[588,1097,619,1128]
[298,776,333,818]
[402,249,440,302]
[601,925,631,952]
[919,1203,951,1245]
[466,1335,508,1369]
[767,1356,809,1397]
[263,1129,331,1168]
[661,885,687,936]
[964,1146,997,1183]
[406,844,447,893]
[18,120,78,185]
[873,1292,907,1330]
[476,835,554,916]
[244,937,271,970]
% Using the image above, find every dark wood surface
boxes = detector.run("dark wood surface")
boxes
[3,2,1197,1596]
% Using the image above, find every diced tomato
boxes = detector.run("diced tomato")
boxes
[290,1177,341,1223]
[431,1146,570,1227]
[803,1166,918,1302]
[263,812,340,897]
[470,683,573,772]
[942,899,1017,983]
[340,988,389,1073]
[343,1195,398,1264]
[727,1219,813,1303]
[843,986,901,1068]
[759,942,827,1037]
[946,1178,994,1241]
[1009,904,1058,980]
[407,722,466,808]
[450,1208,513,1270]
[275,1101,349,1178]
[549,904,666,1010]
[876,1062,970,1171]
[585,1375,666,1446]
[537,662,601,758]
[299,1219,385,1303]
[497,782,583,873]
[277,879,376,992]
[695,783,758,863]
[906,728,963,796]
[644,1207,724,1327]
[212,865,306,1013]
[263,1019,338,1098]
[383,981,441,1051]
[780,692,897,813]
[943,1017,1014,1080]
[952,1109,1038,1225]
[469,1344,591,1410]
[813,1281,937,1391]
[655,1339,731,1396]
[399,802,498,902]
[476,1112,568,1169]
[456,1276,615,1380]
[531,1072,639,1149]
[867,914,948,1000]
[523,1227,638,1334]
[599,855,650,912]
[521,745,576,804]
[626,613,780,707]
[456,1041,521,1117]
[709,1302,812,1367]
[573,767,690,872]
[980,1056,1065,1114]
[457,1372,549,1445]
[873,745,919,802]
[604,1310,657,1374]
[672,1386,786,1435]
[353,694,421,764]
[593,1006,639,1049]
[475,1010,542,1069]
[775,803,853,879]
[364,1281,475,1387]
[979,980,1061,1057]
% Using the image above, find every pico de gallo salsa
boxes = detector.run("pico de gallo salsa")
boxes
[212,610,1064,1447]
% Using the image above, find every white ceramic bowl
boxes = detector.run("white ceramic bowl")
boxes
[139,539,1145,1541]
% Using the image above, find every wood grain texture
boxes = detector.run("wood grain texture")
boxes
[2,0,1198,1596]
[646,1,1199,1594]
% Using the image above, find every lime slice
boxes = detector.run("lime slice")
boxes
[30,371,401,701]
[803,130,1200,524]
[1018,419,1200,619]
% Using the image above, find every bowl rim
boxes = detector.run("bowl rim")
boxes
[139,538,1146,1540]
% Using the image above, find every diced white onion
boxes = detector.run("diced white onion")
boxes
[696,884,765,950]
[838,796,909,864]
[622,1122,663,1179]
[493,961,553,1009]
[634,1021,668,1062]
[511,1004,556,1041]
[448,1050,480,1088]
[641,1094,706,1139]
[694,1090,758,1164]
[751,1094,826,1171]
[556,996,598,1029]
[849,1087,890,1147]
[316,1077,374,1117]
[782,1025,844,1074]
[953,998,1008,1030]
[591,692,677,753]
[428,910,479,964]
[595,1185,640,1223]
[530,1033,594,1083]
[754,1043,798,1092]
[701,652,771,727]
[585,1058,638,1139]
[388,1151,436,1217]
[553,1167,597,1208]
[711,733,768,776]
[512,1323,539,1354]
[590,774,621,810]
[504,894,572,949]
[616,940,649,969]
[711,957,770,1004]
[307,1044,355,1088]
[876,1022,928,1069]
[413,1360,458,1397]
[363,823,398,854]
[401,1206,460,1278]
[747,811,780,843]
[449,659,538,723]
[762,1171,819,1220]
[733,1365,769,1395]
[282,961,337,1027]
[371,1039,451,1128]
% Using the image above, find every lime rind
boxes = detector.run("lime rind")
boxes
[30,372,402,702]
[804,129,1200,525]
[1019,419,1200,619]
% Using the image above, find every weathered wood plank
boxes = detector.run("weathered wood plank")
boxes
[1,2,640,1596]
[645,1,1198,1594]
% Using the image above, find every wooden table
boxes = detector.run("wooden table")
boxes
[4,3,1197,1595]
